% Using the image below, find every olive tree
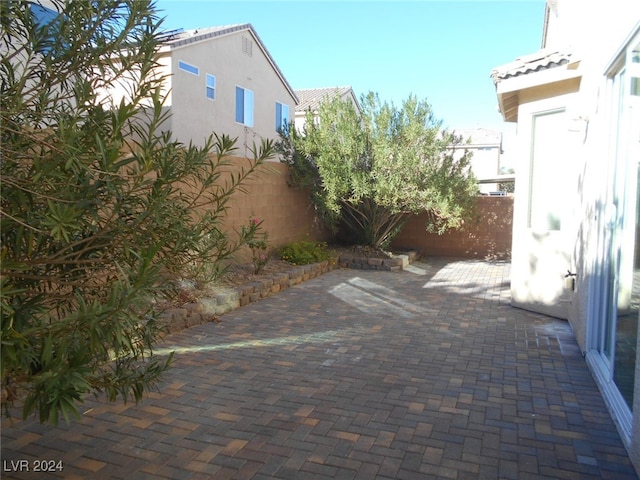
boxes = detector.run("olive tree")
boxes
[1,0,273,424]
[280,92,477,248]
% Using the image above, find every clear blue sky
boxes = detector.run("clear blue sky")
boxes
[155,0,546,132]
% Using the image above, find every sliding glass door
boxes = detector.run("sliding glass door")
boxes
[590,33,640,433]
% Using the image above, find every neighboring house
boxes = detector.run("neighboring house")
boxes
[293,86,361,132]
[104,24,297,158]
[492,0,640,472]
[450,128,504,194]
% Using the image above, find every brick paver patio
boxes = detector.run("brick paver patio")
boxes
[1,259,638,479]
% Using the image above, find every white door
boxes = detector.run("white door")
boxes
[510,103,575,319]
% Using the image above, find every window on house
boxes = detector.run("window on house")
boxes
[178,60,199,76]
[30,3,62,54]
[275,102,289,132]
[235,86,254,127]
[206,74,216,100]
[31,3,59,28]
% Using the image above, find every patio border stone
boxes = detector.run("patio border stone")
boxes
[338,250,418,271]
[158,250,419,334]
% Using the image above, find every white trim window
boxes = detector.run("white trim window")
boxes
[235,86,254,127]
[178,60,199,76]
[206,74,216,100]
[275,102,289,132]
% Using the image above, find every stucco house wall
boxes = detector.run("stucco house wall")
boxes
[99,24,297,158]
[492,0,640,472]
[94,24,331,251]
[157,26,297,157]
[451,128,503,194]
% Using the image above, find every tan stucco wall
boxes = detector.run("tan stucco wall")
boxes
[166,31,296,157]
[391,196,513,260]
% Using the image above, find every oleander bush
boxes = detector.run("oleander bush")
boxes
[278,92,478,249]
[0,0,273,424]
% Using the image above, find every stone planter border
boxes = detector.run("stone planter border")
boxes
[158,250,418,334]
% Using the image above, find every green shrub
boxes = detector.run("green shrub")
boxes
[280,240,334,266]
[0,0,275,424]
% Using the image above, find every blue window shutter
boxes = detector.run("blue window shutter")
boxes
[30,3,61,54]
[235,86,244,123]
[276,103,282,131]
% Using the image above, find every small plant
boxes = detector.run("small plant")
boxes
[246,217,270,274]
[280,240,333,266]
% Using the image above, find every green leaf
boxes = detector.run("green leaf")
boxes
[1,0,268,424]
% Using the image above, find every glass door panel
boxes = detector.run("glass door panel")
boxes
[603,39,640,411]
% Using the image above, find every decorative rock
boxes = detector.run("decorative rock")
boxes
[238,284,255,297]
[249,292,261,302]
[185,313,201,327]
[185,302,203,314]
[199,298,218,315]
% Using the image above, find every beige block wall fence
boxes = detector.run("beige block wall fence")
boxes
[390,196,513,260]
[216,159,513,261]
[219,160,333,258]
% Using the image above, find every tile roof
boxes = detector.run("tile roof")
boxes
[294,86,356,112]
[160,24,248,48]
[453,128,502,146]
[491,48,574,83]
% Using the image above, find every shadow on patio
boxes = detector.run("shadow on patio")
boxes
[1,258,637,479]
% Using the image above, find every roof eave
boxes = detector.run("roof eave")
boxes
[494,63,582,122]
[166,24,299,105]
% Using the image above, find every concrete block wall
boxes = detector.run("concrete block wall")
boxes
[193,158,512,261]
[391,196,513,260]
[220,159,331,250]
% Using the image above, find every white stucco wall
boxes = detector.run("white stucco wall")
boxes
[500,1,640,471]
[540,0,640,471]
